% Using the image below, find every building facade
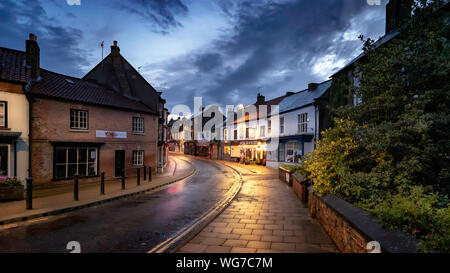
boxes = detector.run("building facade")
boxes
[0,46,31,183]
[266,81,331,169]
[83,41,168,174]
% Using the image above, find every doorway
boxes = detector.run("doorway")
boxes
[0,146,8,176]
[115,150,125,177]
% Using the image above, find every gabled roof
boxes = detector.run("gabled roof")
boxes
[83,51,161,112]
[275,80,332,114]
[0,47,31,84]
[29,69,157,114]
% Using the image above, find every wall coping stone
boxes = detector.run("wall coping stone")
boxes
[308,186,420,253]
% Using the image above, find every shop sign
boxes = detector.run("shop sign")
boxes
[96,130,127,139]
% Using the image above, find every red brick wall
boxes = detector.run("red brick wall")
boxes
[31,97,158,186]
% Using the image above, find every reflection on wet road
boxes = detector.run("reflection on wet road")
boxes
[0,155,236,253]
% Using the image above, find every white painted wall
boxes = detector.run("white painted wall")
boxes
[0,90,29,183]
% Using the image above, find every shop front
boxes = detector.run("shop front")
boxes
[277,135,314,164]
[238,140,267,166]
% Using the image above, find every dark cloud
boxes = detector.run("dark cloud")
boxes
[194,53,223,72]
[113,0,188,34]
[155,0,387,111]
[0,0,91,77]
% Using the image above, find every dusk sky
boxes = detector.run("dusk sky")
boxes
[0,0,388,113]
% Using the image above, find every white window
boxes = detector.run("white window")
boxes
[260,125,265,138]
[133,117,145,133]
[55,147,98,179]
[298,113,308,133]
[280,117,284,134]
[224,128,228,141]
[249,127,255,139]
[132,150,144,166]
[70,109,88,130]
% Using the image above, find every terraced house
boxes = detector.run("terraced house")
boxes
[1,34,166,187]
[0,44,31,183]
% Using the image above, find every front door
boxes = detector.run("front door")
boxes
[115,150,125,177]
[0,146,7,176]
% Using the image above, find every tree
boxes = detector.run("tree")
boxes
[303,0,450,252]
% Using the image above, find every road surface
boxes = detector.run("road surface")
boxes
[0,155,237,253]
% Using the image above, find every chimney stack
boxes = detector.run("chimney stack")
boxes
[26,33,40,80]
[257,93,265,104]
[111,40,120,55]
[385,0,413,34]
[308,83,319,91]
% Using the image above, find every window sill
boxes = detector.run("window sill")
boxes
[132,132,146,136]
[0,127,11,131]
[70,129,90,133]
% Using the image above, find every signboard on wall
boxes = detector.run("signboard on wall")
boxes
[96,130,127,139]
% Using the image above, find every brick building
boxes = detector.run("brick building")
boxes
[6,34,162,186]
[83,41,169,174]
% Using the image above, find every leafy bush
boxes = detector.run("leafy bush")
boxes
[372,186,450,253]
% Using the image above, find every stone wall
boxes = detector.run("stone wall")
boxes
[308,188,419,253]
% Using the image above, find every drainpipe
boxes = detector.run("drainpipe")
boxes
[28,95,33,179]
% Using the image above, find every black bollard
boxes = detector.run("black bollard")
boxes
[149,166,152,182]
[74,174,79,201]
[143,166,147,181]
[137,168,141,186]
[121,169,125,190]
[101,171,105,195]
[26,178,33,210]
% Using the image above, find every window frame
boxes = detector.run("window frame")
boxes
[280,117,285,134]
[132,150,144,167]
[53,146,99,180]
[70,109,89,130]
[298,113,308,134]
[260,125,265,138]
[0,101,7,128]
[132,117,145,134]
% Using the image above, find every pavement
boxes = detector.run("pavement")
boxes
[0,156,195,225]
[178,160,338,253]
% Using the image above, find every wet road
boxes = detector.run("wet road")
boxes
[0,155,237,253]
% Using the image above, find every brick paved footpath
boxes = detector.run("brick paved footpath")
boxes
[178,161,338,253]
